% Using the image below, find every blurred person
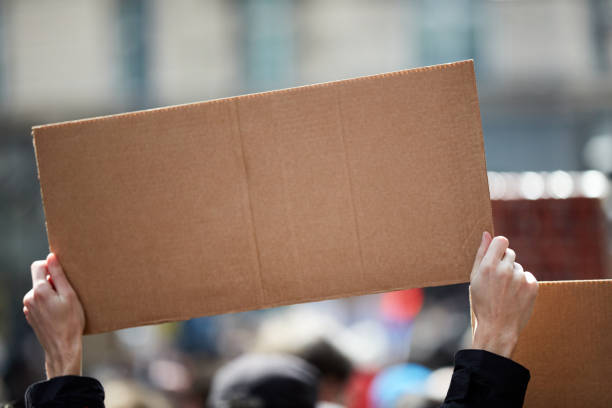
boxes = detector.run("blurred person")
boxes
[294,339,353,405]
[207,354,319,408]
[21,232,537,407]
[206,339,353,408]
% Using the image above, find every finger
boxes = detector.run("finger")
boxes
[471,231,493,279]
[33,280,54,300]
[513,262,523,273]
[524,271,538,285]
[31,261,48,286]
[46,253,73,296]
[523,271,539,307]
[23,289,34,308]
[501,248,516,265]
[481,236,509,270]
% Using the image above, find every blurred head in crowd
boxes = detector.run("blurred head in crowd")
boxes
[206,354,319,408]
[296,339,353,405]
[207,340,352,408]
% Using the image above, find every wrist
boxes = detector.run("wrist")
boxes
[44,340,83,379]
[472,326,518,359]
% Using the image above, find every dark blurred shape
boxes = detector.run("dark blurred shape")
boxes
[493,197,609,280]
[207,354,318,408]
[296,339,352,385]
[296,339,353,404]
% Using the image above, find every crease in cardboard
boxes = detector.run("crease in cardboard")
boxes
[335,86,366,287]
[231,99,266,305]
[278,127,306,301]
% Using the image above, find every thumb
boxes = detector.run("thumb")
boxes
[471,231,492,280]
[46,253,75,296]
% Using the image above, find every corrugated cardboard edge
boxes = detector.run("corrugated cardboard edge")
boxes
[97,277,472,332]
[32,129,53,266]
[33,60,490,333]
[32,60,473,131]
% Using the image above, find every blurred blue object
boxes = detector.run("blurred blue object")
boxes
[369,363,432,408]
[177,316,220,355]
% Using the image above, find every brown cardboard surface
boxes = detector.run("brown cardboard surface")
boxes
[512,280,612,407]
[33,60,491,334]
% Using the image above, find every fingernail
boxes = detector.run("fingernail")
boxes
[481,231,486,243]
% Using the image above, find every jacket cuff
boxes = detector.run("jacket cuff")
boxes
[457,349,530,386]
[445,349,530,406]
[25,375,104,408]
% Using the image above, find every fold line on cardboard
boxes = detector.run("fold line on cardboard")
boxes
[232,99,266,305]
[335,87,366,286]
[279,123,307,299]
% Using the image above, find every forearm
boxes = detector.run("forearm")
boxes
[471,325,518,359]
[45,339,83,379]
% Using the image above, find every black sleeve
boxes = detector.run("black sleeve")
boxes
[25,375,105,408]
[440,349,530,408]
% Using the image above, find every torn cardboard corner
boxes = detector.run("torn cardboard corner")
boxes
[33,59,491,334]
[492,280,612,408]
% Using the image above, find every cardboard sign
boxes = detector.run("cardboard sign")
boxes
[33,60,491,334]
[511,280,612,407]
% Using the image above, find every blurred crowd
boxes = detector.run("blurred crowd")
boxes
[4,283,473,407]
[1,1,611,406]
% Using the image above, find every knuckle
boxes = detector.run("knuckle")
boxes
[497,262,513,275]
[32,289,42,302]
[23,291,34,307]
[33,283,50,300]
[480,260,495,273]
[33,280,47,290]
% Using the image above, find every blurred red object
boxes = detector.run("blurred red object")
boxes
[380,288,424,323]
[345,370,378,408]
[492,197,609,281]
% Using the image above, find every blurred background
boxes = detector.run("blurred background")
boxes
[1,0,611,407]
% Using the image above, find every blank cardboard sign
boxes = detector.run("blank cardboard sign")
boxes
[33,60,492,334]
[512,280,612,407]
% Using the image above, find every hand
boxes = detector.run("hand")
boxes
[469,232,538,358]
[23,253,85,379]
